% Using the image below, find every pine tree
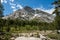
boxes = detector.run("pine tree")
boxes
[0,0,4,35]
[0,0,4,18]
[52,0,60,33]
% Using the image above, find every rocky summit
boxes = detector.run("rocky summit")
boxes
[2,6,55,23]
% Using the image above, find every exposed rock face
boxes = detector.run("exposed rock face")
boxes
[2,6,55,23]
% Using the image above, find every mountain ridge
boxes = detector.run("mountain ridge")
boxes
[2,6,55,23]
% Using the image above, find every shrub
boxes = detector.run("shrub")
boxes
[47,33,58,39]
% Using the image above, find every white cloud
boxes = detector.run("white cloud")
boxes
[9,2,17,11]
[10,0,14,2]
[1,0,23,12]
[1,0,7,3]
[42,8,55,14]
[9,2,16,6]
[1,0,4,3]
[1,0,23,11]
[11,6,16,8]
[10,3,23,11]
[17,4,23,9]
[13,8,17,11]
[34,6,55,14]
[4,0,7,3]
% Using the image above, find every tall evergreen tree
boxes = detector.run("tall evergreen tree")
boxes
[0,0,4,34]
[52,0,60,33]
[0,0,4,18]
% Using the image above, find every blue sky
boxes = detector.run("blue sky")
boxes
[1,0,55,16]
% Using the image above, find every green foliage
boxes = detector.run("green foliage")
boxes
[1,19,57,32]
[47,33,58,39]
[0,3,4,17]
[0,3,5,39]
[52,0,60,30]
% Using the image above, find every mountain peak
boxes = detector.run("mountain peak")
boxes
[24,6,35,13]
[24,6,32,9]
[2,6,55,23]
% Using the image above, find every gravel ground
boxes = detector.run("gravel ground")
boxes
[15,37,41,40]
[15,34,47,40]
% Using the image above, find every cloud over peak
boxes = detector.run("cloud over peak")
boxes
[10,0,14,2]
[34,5,55,14]
[10,2,23,11]
[17,4,23,9]
[1,0,7,3]
[1,0,23,12]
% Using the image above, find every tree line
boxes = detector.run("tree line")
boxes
[0,19,56,31]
